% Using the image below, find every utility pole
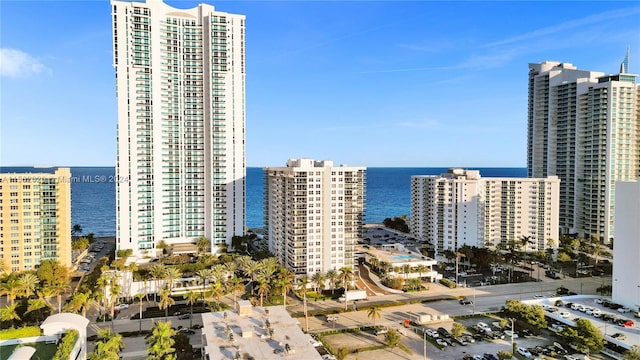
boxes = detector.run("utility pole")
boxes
[510,318,515,353]
[423,329,427,360]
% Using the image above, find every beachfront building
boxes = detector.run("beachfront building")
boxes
[410,168,560,256]
[111,0,246,259]
[0,168,72,272]
[264,159,365,276]
[612,177,640,311]
[201,302,323,360]
[360,243,441,282]
[528,53,640,243]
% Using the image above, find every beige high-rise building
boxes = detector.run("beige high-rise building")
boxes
[264,159,365,276]
[411,169,560,256]
[0,168,72,272]
[528,53,639,243]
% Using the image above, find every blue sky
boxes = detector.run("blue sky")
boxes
[1,1,639,168]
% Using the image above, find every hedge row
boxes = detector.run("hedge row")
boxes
[0,326,41,340]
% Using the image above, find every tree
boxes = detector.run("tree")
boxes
[311,272,325,293]
[65,291,93,317]
[25,297,52,324]
[451,322,465,337]
[134,293,145,333]
[183,291,198,329]
[0,278,21,305]
[36,260,70,288]
[558,318,604,354]
[0,303,21,325]
[196,236,210,255]
[277,269,294,309]
[150,263,167,303]
[88,328,124,360]
[156,240,169,257]
[159,285,175,321]
[557,252,572,263]
[257,280,270,307]
[367,306,381,326]
[18,272,40,300]
[227,276,245,305]
[623,345,640,360]
[163,267,182,293]
[338,267,354,310]
[384,329,401,347]
[336,347,349,360]
[72,224,83,238]
[147,321,176,360]
[326,269,338,294]
[496,350,512,360]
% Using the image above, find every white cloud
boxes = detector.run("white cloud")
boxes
[0,48,49,78]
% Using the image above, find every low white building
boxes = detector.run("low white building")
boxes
[612,178,640,311]
[201,302,322,360]
[411,168,560,256]
[360,243,441,281]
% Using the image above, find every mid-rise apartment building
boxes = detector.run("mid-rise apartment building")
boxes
[528,54,639,242]
[410,169,559,256]
[111,0,246,258]
[264,159,365,276]
[0,168,72,272]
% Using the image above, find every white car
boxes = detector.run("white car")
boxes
[436,338,448,347]
[115,303,129,310]
[504,330,519,338]
[308,336,322,347]
[586,308,601,316]
[559,311,571,318]
[618,307,632,313]
[517,347,532,358]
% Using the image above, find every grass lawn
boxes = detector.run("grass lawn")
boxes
[0,342,58,360]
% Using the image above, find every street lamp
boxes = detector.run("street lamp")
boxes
[423,329,427,360]
[510,318,515,352]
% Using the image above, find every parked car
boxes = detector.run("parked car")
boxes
[435,338,448,347]
[178,328,196,335]
[504,330,518,338]
[559,311,571,318]
[178,313,191,320]
[619,320,634,328]
[617,307,632,313]
[459,298,474,305]
[115,303,129,310]
[611,333,627,341]
[517,346,532,358]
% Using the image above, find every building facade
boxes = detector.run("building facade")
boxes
[264,159,365,276]
[612,177,640,311]
[111,0,246,258]
[527,56,639,242]
[410,169,559,256]
[0,168,72,272]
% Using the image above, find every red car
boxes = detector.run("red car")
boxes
[620,320,634,328]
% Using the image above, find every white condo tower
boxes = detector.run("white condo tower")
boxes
[111,0,246,258]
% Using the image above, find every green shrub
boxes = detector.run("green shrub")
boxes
[0,326,42,340]
[439,278,456,288]
[52,329,78,360]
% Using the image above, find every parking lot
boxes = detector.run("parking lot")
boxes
[526,295,640,351]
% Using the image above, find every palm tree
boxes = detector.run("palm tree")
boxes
[338,267,355,311]
[196,268,214,300]
[88,328,123,360]
[311,271,325,293]
[65,291,93,317]
[227,276,245,305]
[402,264,412,280]
[207,282,224,307]
[326,269,338,294]
[156,240,169,258]
[146,321,176,360]
[159,285,175,321]
[163,267,182,293]
[134,293,145,333]
[257,280,270,307]
[367,305,381,326]
[25,297,51,324]
[196,236,210,255]
[18,273,39,300]
[277,269,294,309]
[183,290,198,329]
[49,281,71,313]
[150,263,167,302]
[298,275,310,332]
[0,278,21,305]
[0,303,20,325]
[415,264,427,280]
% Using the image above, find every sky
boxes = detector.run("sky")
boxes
[1,1,639,168]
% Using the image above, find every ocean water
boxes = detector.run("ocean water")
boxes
[1,166,526,236]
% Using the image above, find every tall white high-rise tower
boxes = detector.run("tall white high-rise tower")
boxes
[528,54,639,243]
[111,0,246,258]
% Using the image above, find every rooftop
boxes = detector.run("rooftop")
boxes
[201,304,322,360]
